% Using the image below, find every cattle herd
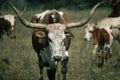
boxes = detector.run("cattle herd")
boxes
[0,0,120,80]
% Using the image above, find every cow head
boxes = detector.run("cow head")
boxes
[84,23,96,41]
[31,10,70,61]
[4,14,16,39]
[8,1,105,61]
[0,14,16,39]
[47,24,67,61]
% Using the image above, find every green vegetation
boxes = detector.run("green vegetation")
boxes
[0,7,120,80]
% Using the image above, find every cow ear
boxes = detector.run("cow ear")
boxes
[35,31,45,38]
[41,14,49,24]
[66,33,74,38]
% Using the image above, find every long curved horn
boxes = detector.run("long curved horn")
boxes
[7,2,47,29]
[21,5,27,16]
[66,1,106,28]
[14,4,27,18]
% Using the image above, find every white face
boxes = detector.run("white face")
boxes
[4,14,16,38]
[84,24,94,41]
[47,23,66,61]
[4,14,15,26]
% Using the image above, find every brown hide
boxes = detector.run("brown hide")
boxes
[91,28,110,46]
[0,17,16,39]
[0,18,11,34]
[107,0,120,17]
[31,11,72,54]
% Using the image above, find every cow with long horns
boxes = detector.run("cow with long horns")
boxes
[8,2,105,80]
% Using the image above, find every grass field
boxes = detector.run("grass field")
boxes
[0,7,120,80]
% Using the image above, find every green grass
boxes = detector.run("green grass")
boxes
[0,7,120,80]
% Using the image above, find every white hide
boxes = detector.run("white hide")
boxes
[4,14,15,26]
[84,23,94,41]
[97,17,120,28]
[47,23,67,61]
[35,10,50,20]
[35,10,65,21]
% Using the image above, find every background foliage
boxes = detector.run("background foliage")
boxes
[0,0,102,10]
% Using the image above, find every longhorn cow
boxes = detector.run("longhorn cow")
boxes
[0,7,26,42]
[84,24,113,67]
[8,2,105,80]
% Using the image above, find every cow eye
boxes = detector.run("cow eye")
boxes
[48,38,52,42]
[61,39,65,44]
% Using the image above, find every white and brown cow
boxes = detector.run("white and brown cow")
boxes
[84,23,115,67]
[0,14,16,41]
[0,6,26,42]
[84,16,120,67]
[8,1,105,80]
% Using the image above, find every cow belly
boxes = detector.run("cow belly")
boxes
[40,47,56,69]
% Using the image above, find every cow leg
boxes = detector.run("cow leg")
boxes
[93,44,98,55]
[97,50,104,68]
[105,47,111,63]
[37,54,44,80]
[61,57,68,80]
[47,68,56,80]
[39,67,44,80]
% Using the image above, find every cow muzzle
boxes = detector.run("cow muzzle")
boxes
[53,55,62,61]
[10,35,16,39]
[84,37,89,41]
[7,32,16,39]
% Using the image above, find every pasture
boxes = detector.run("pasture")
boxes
[0,7,120,80]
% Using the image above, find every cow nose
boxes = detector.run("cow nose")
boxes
[10,36,16,39]
[84,38,87,41]
[54,56,62,61]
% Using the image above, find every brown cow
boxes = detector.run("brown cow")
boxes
[8,2,105,80]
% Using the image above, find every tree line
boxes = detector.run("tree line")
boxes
[0,0,102,10]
